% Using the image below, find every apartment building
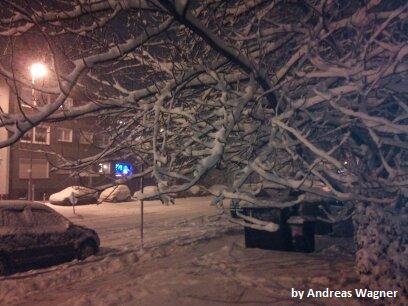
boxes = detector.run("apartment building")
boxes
[0,78,10,199]
[0,77,113,200]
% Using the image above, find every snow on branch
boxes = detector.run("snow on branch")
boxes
[0,0,406,216]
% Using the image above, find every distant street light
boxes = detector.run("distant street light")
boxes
[27,62,48,201]
[30,63,48,82]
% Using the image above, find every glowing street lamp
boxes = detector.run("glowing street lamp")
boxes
[30,63,48,83]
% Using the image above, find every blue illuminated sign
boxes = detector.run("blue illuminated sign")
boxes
[115,162,133,177]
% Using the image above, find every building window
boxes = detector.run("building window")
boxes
[57,128,73,142]
[34,126,51,144]
[96,134,110,147]
[20,126,50,144]
[33,91,51,106]
[98,163,111,175]
[19,84,53,107]
[79,131,94,145]
[19,158,49,179]
[20,130,33,143]
[19,87,33,107]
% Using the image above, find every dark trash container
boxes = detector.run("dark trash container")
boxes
[243,209,316,253]
[244,224,292,251]
[242,206,293,251]
[287,216,315,253]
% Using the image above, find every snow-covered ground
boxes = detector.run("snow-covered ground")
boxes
[0,197,363,306]
[50,196,228,250]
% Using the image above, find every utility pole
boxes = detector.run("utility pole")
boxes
[140,163,144,248]
[28,63,47,201]
[28,148,33,200]
[140,112,146,248]
[28,80,34,201]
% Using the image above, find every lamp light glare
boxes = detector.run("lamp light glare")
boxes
[30,63,48,80]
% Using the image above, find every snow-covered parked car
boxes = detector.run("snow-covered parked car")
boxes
[0,201,100,276]
[99,185,131,203]
[49,186,98,205]
[133,185,159,200]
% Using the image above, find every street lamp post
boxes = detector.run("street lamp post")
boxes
[28,63,47,201]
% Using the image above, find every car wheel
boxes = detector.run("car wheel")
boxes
[77,241,97,260]
[0,256,9,276]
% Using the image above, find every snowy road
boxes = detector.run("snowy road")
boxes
[0,197,365,306]
[49,196,221,250]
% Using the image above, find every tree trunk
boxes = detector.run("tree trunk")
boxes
[354,202,407,305]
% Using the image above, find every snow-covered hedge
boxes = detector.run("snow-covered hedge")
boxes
[354,202,407,305]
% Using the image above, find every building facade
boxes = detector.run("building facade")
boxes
[0,77,112,200]
[0,78,11,199]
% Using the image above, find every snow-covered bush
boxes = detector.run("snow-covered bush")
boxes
[354,202,407,305]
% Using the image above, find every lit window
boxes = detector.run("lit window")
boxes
[19,158,49,179]
[21,126,50,144]
[57,128,73,142]
[79,131,94,144]
[98,163,111,174]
